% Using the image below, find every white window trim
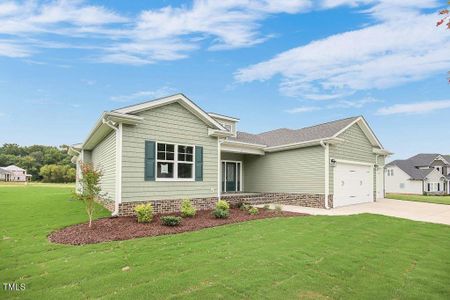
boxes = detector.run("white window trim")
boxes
[427,182,441,192]
[155,141,195,182]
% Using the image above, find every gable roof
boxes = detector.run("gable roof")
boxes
[227,116,384,151]
[114,93,226,131]
[387,160,434,180]
[3,165,25,171]
[0,167,12,174]
[387,153,450,180]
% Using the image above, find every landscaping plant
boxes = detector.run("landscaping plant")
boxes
[248,207,259,215]
[134,203,154,223]
[274,204,283,214]
[161,215,182,226]
[180,199,196,217]
[263,204,270,210]
[213,200,230,219]
[74,162,103,228]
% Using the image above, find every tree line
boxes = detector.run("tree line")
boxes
[0,143,76,183]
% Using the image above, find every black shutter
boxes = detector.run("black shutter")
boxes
[195,146,203,181]
[144,141,156,181]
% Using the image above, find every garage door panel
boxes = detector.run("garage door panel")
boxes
[334,162,373,207]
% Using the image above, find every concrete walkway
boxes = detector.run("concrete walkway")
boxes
[259,199,450,226]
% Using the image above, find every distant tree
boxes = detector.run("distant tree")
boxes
[39,164,76,183]
[0,143,74,181]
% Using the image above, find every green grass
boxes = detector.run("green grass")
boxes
[1,186,450,299]
[386,193,450,205]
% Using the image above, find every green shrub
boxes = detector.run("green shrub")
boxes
[161,216,182,226]
[263,204,270,210]
[180,199,196,218]
[135,203,153,223]
[213,208,230,219]
[248,207,259,215]
[216,200,230,211]
[240,203,250,211]
[274,204,282,214]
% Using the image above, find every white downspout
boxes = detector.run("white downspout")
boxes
[217,138,226,200]
[320,140,330,209]
[103,118,121,216]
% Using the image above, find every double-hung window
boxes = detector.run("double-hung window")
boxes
[156,142,194,180]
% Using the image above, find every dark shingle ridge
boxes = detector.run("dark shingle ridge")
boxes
[230,116,360,147]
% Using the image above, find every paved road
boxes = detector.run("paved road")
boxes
[261,199,450,226]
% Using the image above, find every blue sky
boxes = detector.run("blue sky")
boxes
[0,0,449,160]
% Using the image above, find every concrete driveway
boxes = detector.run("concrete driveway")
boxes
[262,199,450,225]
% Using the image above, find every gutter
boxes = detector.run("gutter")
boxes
[320,140,330,209]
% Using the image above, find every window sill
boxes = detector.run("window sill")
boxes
[155,178,195,182]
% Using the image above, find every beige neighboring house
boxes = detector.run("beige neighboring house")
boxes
[0,165,31,182]
[69,93,392,216]
[386,154,450,195]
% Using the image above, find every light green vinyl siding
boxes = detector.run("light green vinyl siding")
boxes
[243,146,324,194]
[121,102,218,202]
[221,152,244,161]
[329,123,381,194]
[91,131,116,202]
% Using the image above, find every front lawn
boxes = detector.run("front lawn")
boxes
[1,186,450,299]
[386,193,450,205]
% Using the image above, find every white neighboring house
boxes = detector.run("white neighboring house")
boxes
[386,154,450,195]
[0,165,31,182]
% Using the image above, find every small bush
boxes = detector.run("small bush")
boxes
[216,200,230,211]
[213,208,230,219]
[274,204,283,214]
[134,204,153,223]
[180,199,196,218]
[161,215,182,226]
[248,207,259,215]
[240,203,250,211]
[263,204,270,210]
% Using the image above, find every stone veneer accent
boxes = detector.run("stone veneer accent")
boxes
[114,193,334,216]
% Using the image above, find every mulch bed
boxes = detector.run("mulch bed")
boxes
[48,208,306,245]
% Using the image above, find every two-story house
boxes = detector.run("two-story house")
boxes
[385,154,450,195]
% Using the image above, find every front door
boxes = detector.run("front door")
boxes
[221,161,242,193]
[226,163,236,192]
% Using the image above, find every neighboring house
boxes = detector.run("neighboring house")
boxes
[0,165,31,182]
[70,94,391,216]
[386,154,450,195]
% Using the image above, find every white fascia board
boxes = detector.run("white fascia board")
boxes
[208,112,240,122]
[264,138,341,153]
[113,94,226,131]
[221,144,265,155]
[82,112,142,151]
[208,128,234,138]
[222,140,266,148]
[373,148,393,156]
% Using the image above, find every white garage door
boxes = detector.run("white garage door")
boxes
[334,162,373,207]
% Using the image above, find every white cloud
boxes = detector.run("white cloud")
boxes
[235,11,450,97]
[327,97,380,108]
[0,40,31,57]
[0,0,312,64]
[285,106,320,113]
[110,87,177,102]
[376,100,450,115]
[286,96,379,113]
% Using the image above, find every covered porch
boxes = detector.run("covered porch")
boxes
[219,139,265,195]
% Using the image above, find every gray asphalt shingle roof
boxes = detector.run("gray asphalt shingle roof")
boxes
[387,153,450,180]
[228,116,359,147]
